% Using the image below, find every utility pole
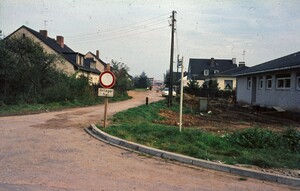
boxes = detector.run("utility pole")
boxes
[168,10,176,107]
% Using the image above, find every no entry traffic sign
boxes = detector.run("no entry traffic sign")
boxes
[99,71,116,89]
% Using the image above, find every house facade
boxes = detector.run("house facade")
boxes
[6,25,106,84]
[187,57,244,90]
[236,51,300,112]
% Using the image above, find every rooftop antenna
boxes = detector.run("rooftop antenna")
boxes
[43,20,48,29]
[243,50,246,62]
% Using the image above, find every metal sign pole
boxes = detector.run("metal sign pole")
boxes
[104,96,108,128]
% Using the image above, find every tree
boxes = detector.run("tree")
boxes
[183,79,201,95]
[111,60,133,96]
[134,71,149,88]
[0,36,59,104]
[201,79,219,98]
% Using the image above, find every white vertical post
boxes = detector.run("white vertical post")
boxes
[179,58,184,132]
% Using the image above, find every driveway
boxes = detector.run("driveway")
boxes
[0,90,297,191]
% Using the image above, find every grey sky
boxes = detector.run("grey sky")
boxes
[1,0,300,80]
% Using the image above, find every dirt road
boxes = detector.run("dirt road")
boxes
[0,91,297,191]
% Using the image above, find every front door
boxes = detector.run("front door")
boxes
[251,77,257,105]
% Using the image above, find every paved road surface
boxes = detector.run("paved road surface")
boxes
[0,91,297,191]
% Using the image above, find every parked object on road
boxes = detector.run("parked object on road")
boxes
[161,88,176,97]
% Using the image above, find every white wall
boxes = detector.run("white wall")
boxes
[236,77,251,104]
[237,71,300,112]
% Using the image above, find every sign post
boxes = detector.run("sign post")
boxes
[98,64,116,128]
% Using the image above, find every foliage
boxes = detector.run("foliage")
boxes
[0,37,60,104]
[184,79,201,95]
[111,60,133,96]
[199,80,220,98]
[228,127,300,153]
[134,71,150,88]
[228,128,279,149]
[100,101,300,169]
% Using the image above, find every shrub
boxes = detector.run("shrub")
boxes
[228,128,279,149]
[281,128,300,153]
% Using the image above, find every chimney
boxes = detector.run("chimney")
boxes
[232,58,236,64]
[56,36,64,48]
[96,50,99,58]
[39,30,48,38]
[210,57,215,67]
[238,61,246,67]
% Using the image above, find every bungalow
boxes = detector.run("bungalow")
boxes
[5,25,107,84]
[187,57,243,90]
[235,51,300,112]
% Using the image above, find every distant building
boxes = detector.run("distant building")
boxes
[5,25,107,84]
[235,51,300,112]
[187,57,246,90]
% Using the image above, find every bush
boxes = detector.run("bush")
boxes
[228,127,300,153]
[228,128,279,149]
[281,128,300,153]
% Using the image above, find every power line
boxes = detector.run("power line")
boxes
[67,18,169,42]
[66,12,171,39]
[69,25,169,44]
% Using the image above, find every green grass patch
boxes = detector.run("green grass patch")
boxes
[99,100,300,169]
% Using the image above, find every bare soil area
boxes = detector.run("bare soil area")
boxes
[157,96,300,134]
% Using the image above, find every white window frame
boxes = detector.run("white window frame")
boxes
[296,76,300,90]
[214,70,219,74]
[224,80,233,90]
[276,77,291,90]
[266,76,272,90]
[204,70,209,76]
[247,78,251,89]
[259,77,263,89]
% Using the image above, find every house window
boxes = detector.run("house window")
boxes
[247,77,251,89]
[296,75,300,90]
[224,80,233,90]
[259,76,263,89]
[214,70,219,74]
[22,33,26,38]
[204,70,209,76]
[266,75,272,89]
[276,74,291,89]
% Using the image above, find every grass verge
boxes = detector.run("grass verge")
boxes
[99,100,300,169]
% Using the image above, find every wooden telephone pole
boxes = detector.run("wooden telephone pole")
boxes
[168,10,176,107]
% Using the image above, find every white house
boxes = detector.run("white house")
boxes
[235,51,300,112]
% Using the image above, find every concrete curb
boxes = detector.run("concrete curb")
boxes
[86,124,300,187]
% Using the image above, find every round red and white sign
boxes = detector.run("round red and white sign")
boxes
[99,71,116,88]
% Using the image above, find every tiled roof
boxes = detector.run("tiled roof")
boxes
[22,25,74,53]
[235,51,300,76]
[87,51,107,67]
[216,66,249,76]
[15,25,100,74]
[188,58,237,80]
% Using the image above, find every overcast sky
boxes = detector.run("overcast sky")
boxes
[1,0,300,80]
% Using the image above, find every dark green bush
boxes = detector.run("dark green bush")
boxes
[228,128,279,149]
[281,128,300,153]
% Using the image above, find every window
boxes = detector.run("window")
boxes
[224,80,233,90]
[296,76,300,90]
[22,33,26,38]
[259,76,263,89]
[247,77,251,89]
[276,74,291,89]
[204,70,209,76]
[214,70,219,74]
[266,75,272,89]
